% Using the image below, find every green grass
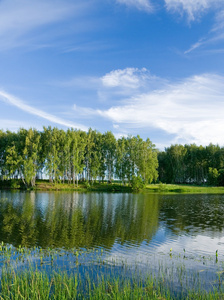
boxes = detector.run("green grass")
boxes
[2,179,224,194]
[0,243,223,299]
[34,180,132,193]
[1,268,224,299]
[0,270,165,300]
[146,183,224,194]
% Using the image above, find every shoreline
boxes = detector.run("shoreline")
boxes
[1,179,224,194]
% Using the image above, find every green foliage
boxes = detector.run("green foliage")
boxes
[115,135,158,185]
[84,181,91,189]
[131,175,145,191]
[207,167,219,186]
[0,127,159,189]
[10,179,21,189]
[3,127,224,188]
[158,182,169,192]
[218,169,224,186]
[158,143,224,186]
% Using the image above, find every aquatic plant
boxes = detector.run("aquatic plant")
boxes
[0,243,223,299]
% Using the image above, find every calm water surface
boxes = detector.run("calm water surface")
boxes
[0,191,224,293]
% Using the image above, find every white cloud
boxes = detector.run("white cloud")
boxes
[60,69,224,146]
[95,72,224,146]
[116,0,154,12]
[184,8,224,53]
[0,0,87,50]
[65,68,224,146]
[101,68,162,93]
[184,39,205,54]
[165,0,221,21]
[60,68,162,106]
[212,9,224,32]
[101,68,149,89]
[0,90,87,131]
[164,0,224,53]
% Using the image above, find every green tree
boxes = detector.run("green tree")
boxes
[207,167,219,186]
[22,128,41,187]
[102,131,117,182]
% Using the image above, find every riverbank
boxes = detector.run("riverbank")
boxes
[145,183,224,194]
[1,179,224,194]
[0,179,132,192]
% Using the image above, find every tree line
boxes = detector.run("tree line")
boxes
[158,144,224,185]
[1,127,224,188]
[0,127,158,188]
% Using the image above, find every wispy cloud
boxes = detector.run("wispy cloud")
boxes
[63,41,112,53]
[101,68,149,89]
[184,39,205,54]
[116,0,154,12]
[164,0,224,53]
[164,0,221,22]
[99,68,165,102]
[58,68,163,107]
[102,73,224,145]
[184,6,224,53]
[74,69,224,146]
[0,90,87,131]
[0,0,89,50]
[61,68,152,90]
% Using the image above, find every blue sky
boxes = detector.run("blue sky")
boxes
[0,0,224,149]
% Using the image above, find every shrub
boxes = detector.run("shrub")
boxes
[131,175,145,191]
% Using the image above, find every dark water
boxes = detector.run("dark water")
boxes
[0,190,224,293]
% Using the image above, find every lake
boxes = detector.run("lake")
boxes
[0,190,224,295]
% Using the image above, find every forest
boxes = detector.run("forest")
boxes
[0,127,224,188]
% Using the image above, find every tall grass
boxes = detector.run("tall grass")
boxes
[0,269,223,299]
[0,243,223,299]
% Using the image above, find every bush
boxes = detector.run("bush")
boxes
[84,181,91,189]
[158,182,169,192]
[131,175,145,191]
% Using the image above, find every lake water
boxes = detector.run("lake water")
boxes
[0,190,224,294]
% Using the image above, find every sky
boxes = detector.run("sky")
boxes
[0,0,224,149]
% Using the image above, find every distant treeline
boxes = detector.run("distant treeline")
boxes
[0,127,158,188]
[1,127,224,188]
[158,144,224,186]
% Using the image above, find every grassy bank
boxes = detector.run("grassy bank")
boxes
[145,183,224,194]
[0,179,132,193]
[1,179,224,194]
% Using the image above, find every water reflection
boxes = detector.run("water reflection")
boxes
[0,191,224,295]
[0,191,160,249]
[0,191,224,254]
[159,194,224,237]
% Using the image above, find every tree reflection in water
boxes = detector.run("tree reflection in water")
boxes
[0,192,160,249]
